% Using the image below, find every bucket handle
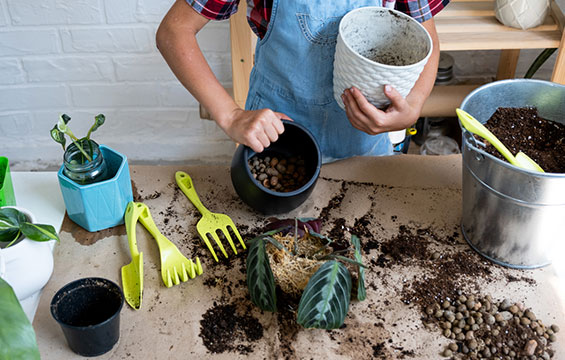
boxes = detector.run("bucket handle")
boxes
[463,130,486,162]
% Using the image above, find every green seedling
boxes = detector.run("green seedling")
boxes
[50,114,106,163]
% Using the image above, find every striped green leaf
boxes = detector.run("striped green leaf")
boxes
[297,260,352,329]
[20,223,58,242]
[246,238,277,312]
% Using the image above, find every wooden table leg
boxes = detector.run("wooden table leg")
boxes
[551,31,565,84]
[496,49,521,80]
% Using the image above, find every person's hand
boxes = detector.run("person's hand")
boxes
[219,108,291,153]
[341,85,420,135]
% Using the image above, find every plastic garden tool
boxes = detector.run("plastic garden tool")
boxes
[121,201,144,310]
[456,108,544,173]
[175,171,246,262]
[136,202,203,288]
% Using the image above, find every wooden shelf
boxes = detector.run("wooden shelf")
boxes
[436,0,563,51]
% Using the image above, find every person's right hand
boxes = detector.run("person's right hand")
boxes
[219,108,291,153]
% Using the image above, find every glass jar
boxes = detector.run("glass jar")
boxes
[63,139,109,185]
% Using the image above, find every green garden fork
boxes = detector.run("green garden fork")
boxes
[176,171,246,262]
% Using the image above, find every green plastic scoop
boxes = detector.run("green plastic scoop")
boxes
[121,201,144,310]
[456,108,544,173]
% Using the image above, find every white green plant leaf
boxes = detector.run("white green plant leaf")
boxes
[0,278,41,360]
[56,114,69,133]
[246,238,277,312]
[297,260,352,329]
[20,223,58,242]
[50,125,66,150]
[0,209,25,243]
[0,208,59,247]
[86,114,105,139]
[0,208,26,226]
[351,235,366,301]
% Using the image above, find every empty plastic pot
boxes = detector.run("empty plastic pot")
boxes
[50,277,124,357]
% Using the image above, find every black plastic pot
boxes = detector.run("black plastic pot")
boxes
[231,120,322,215]
[50,277,124,357]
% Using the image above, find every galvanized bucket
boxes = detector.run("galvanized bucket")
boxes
[459,79,565,269]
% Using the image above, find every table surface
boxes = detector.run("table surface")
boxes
[30,155,565,359]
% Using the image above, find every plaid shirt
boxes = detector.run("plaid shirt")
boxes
[187,0,450,39]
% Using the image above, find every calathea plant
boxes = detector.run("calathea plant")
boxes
[0,207,59,248]
[246,218,366,330]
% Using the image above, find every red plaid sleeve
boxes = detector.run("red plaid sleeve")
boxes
[186,0,239,21]
[396,0,450,23]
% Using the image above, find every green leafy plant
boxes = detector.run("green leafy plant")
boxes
[246,218,366,330]
[524,48,557,79]
[50,113,106,163]
[0,278,40,360]
[0,208,59,248]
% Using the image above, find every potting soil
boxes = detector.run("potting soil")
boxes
[482,107,565,173]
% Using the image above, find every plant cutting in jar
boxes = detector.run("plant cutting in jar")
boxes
[0,207,59,248]
[246,218,366,329]
[50,114,109,185]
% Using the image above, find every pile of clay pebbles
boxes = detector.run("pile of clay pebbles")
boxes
[423,294,559,359]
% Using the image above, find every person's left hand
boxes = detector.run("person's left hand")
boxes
[341,85,420,135]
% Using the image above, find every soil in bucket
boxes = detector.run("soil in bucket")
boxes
[479,107,565,173]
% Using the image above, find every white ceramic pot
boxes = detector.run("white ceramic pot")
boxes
[0,206,55,322]
[333,7,433,110]
[494,0,550,30]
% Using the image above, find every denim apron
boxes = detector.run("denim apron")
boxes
[245,0,393,163]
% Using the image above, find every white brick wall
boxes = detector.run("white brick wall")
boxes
[0,0,562,170]
[7,0,104,25]
[0,0,235,170]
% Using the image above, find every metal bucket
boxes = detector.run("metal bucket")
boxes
[460,79,565,269]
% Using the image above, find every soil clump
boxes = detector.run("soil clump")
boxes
[199,302,263,355]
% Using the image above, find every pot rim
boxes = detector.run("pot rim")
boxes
[338,7,433,70]
[242,120,322,198]
[50,277,124,330]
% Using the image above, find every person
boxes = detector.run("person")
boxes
[156,0,449,163]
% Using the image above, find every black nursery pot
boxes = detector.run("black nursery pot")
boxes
[231,120,322,215]
[50,277,124,357]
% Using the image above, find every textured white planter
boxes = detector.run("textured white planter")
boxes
[494,0,550,30]
[0,206,55,322]
[333,7,433,110]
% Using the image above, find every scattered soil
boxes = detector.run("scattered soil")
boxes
[275,288,302,359]
[318,181,348,223]
[482,107,565,173]
[199,302,263,354]
[379,225,431,264]
[150,174,555,359]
